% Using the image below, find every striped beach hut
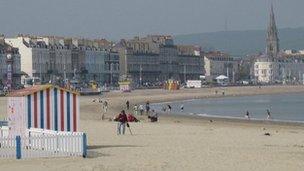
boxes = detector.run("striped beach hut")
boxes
[7,85,79,136]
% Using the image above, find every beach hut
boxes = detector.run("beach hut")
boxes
[118,81,131,92]
[164,79,180,90]
[7,85,80,137]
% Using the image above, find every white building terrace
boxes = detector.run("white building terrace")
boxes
[5,35,119,85]
[254,52,304,84]
[204,51,240,83]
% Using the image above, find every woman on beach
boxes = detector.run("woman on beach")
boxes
[139,104,144,115]
[126,100,130,110]
[245,111,250,120]
[266,109,272,120]
[115,110,128,135]
[180,104,184,112]
[103,100,108,113]
[167,105,172,112]
[161,106,166,112]
[146,101,150,115]
[133,104,139,115]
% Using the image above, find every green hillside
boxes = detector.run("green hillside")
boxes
[174,27,304,57]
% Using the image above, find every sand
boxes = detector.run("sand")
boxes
[1,85,304,171]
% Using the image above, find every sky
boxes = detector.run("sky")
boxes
[0,0,303,40]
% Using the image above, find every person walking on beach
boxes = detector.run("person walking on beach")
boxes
[266,109,272,120]
[103,100,108,113]
[126,100,130,110]
[245,111,250,120]
[167,105,172,112]
[116,110,128,135]
[139,104,144,115]
[133,104,139,115]
[161,105,166,112]
[145,101,150,115]
[180,104,184,112]
[97,99,105,120]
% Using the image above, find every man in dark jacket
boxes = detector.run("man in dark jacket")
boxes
[116,110,128,135]
[126,101,130,110]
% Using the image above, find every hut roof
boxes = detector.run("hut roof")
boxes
[8,84,79,97]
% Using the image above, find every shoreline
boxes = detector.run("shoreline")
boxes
[149,90,303,105]
[98,85,304,128]
[157,112,304,128]
[102,85,304,108]
[150,91,304,127]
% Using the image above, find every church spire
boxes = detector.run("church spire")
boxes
[266,3,279,58]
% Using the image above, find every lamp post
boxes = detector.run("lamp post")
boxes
[73,68,77,80]
[139,64,143,86]
[6,53,13,91]
[63,53,67,81]
[183,65,186,83]
[110,63,113,85]
[39,52,42,81]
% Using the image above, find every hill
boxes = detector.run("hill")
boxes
[174,28,304,57]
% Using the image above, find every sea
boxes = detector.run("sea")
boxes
[150,93,304,123]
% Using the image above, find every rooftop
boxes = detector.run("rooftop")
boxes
[8,84,79,97]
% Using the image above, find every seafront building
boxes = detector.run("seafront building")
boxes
[5,36,72,82]
[204,51,240,83]
[4,34,203,87]
[0,36,21,89]
[1,33,263,88]
[5,35,119,85]
[115,35,203,85]
[254,5,304,84]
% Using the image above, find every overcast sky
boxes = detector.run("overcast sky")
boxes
[0,0,303,40]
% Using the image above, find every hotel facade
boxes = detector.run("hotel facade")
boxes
[116,35,203,85]
[5,36,119,85]
[254,5,304,84]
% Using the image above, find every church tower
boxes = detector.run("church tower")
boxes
[266,4,279,58]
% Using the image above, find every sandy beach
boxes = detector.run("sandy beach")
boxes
[1,85,304,171]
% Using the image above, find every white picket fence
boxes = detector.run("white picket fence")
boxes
[0,126,9,138]
[0,128,87,159]
[0,136,16,158]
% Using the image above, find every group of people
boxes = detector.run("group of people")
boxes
[98,97,277,135]
[161,104,185,112]
[93,98,108,113]
[93,98,109,120]
[114,109,142,135]
[114,100,159,135]
[245,109,273,120]
[131,101,151,116]
[161,105,172,112]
